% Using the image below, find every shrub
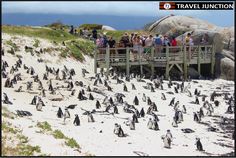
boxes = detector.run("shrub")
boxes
[52,130,66,139]
[65,138,80,149]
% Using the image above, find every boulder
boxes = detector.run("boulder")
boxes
[102,25,116,31]
[187,67,200,79]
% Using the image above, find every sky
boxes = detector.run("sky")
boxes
[2,1,235,27]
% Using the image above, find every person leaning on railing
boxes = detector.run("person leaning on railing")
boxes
[154,34,163,59]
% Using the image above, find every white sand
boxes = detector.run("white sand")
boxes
[2,33,235,156]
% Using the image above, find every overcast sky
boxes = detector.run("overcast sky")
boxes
[2,1,234,26]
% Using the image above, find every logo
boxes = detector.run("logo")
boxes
[163,3,171,10]
[160,2,176,10]
[160,2,234,10]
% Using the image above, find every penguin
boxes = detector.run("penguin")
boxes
[152,102,158,111]
[133,96,139,105]
[194,88,198,95]
[15,86,22,92]
[131,83,136,90]
[196,138,203,151]
[113,105,118,114]
[199,107,204,118]
[2,93,13,105]
[147,118,153,129]
[31,96,37,105]
[182,105,187,114]
[132,113,138,123]
[214,100,219,107]
[172,117,178,127]
[88,113,95,122]
[202,95,206,102]
[43,73,48,80]
[169,97,175,106]
[71,89,76,96]
[63,108,70,123]
[4,78,11,88]
[81,89,85,95]
[195,96,199,104]
[152,120,159,130]
[48,80,53,91]
[210,91,215,101]
[87,86,91,92]
[129,119,135,130]
[174,87,178,93]
[73,114,80,126]
[109,97,114,105]
[113,123,119,135]
[161,93,166,100]
[57,107,63,118]
[193,112,199,122]
[89,93,94,100]
[162,135,171,149]
[96,100,101,109]
[140,108,145,117]
[226,105,233,114]
[36,101,43,111]
[147,97,152,105]
[107,85,112,91]
[123,84,128,92]
[118,125,125,137]
[78,91,85,100]
[151,86,155,92]
[142,93,146,102]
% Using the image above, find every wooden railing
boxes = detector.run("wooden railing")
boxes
[94,45,215,79]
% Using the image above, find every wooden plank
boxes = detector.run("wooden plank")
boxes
[211,44,215,76]
[183,46,187,80]
[151,47,155,76]
[105,46,110,76]
[165,46,169,79]
[197,46,201,75]
[126,47,130,76]
[175,64,183,73]
[168,64,174,72]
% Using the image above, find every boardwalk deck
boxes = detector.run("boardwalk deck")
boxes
[94,45,215,79]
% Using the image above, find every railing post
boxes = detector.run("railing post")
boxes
[197,46,201,76]
[94,48,97,74]
[151,47,155,76]
[183,45,187,80]
[165,46,169,79]
[126,47,130,76]
[211,45,215,77]
[105,46,110,76]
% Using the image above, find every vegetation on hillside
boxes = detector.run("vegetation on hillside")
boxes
[79,24,103,30]
[2,25,76,42]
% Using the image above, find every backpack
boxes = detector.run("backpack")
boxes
[155,37,162,45]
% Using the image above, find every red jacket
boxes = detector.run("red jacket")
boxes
[171,39,177,46]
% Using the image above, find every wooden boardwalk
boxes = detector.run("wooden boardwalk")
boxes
[94,45,215,79]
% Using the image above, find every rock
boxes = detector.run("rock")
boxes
[102,25,116,31]
[188,67,200,79]
[219,57,234,80]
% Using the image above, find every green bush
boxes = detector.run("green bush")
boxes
[52,130,66,139]
[36,121,52,132]
[79,24,103,30]
[65,138,80,149]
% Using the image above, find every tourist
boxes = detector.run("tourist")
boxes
[92,28,98,40]
[120,33,130,47]
[144,35,153,58]
[163,35,170,53]
[171,36,177,53]
[132,35,143,61]
[108,36,116,48]
[154,34,163,58]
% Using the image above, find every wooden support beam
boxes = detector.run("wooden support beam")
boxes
[175,64,183,73]
[183,46,187,80]
[197,46,201,75]
[169,64,174,72]
[151,47,155,76]
[126,47,130,76]
[94,49,97,74]
[165,46,169,79]
[211,44,215,77]
[105,46,110,76]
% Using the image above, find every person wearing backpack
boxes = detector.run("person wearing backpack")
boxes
[154,34,163,58]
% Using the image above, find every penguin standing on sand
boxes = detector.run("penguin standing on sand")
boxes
[73,114,80,126]
[96,100,101,109]
[133,96,139,105]
[195,138,203,151]
[57,107,63,118]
